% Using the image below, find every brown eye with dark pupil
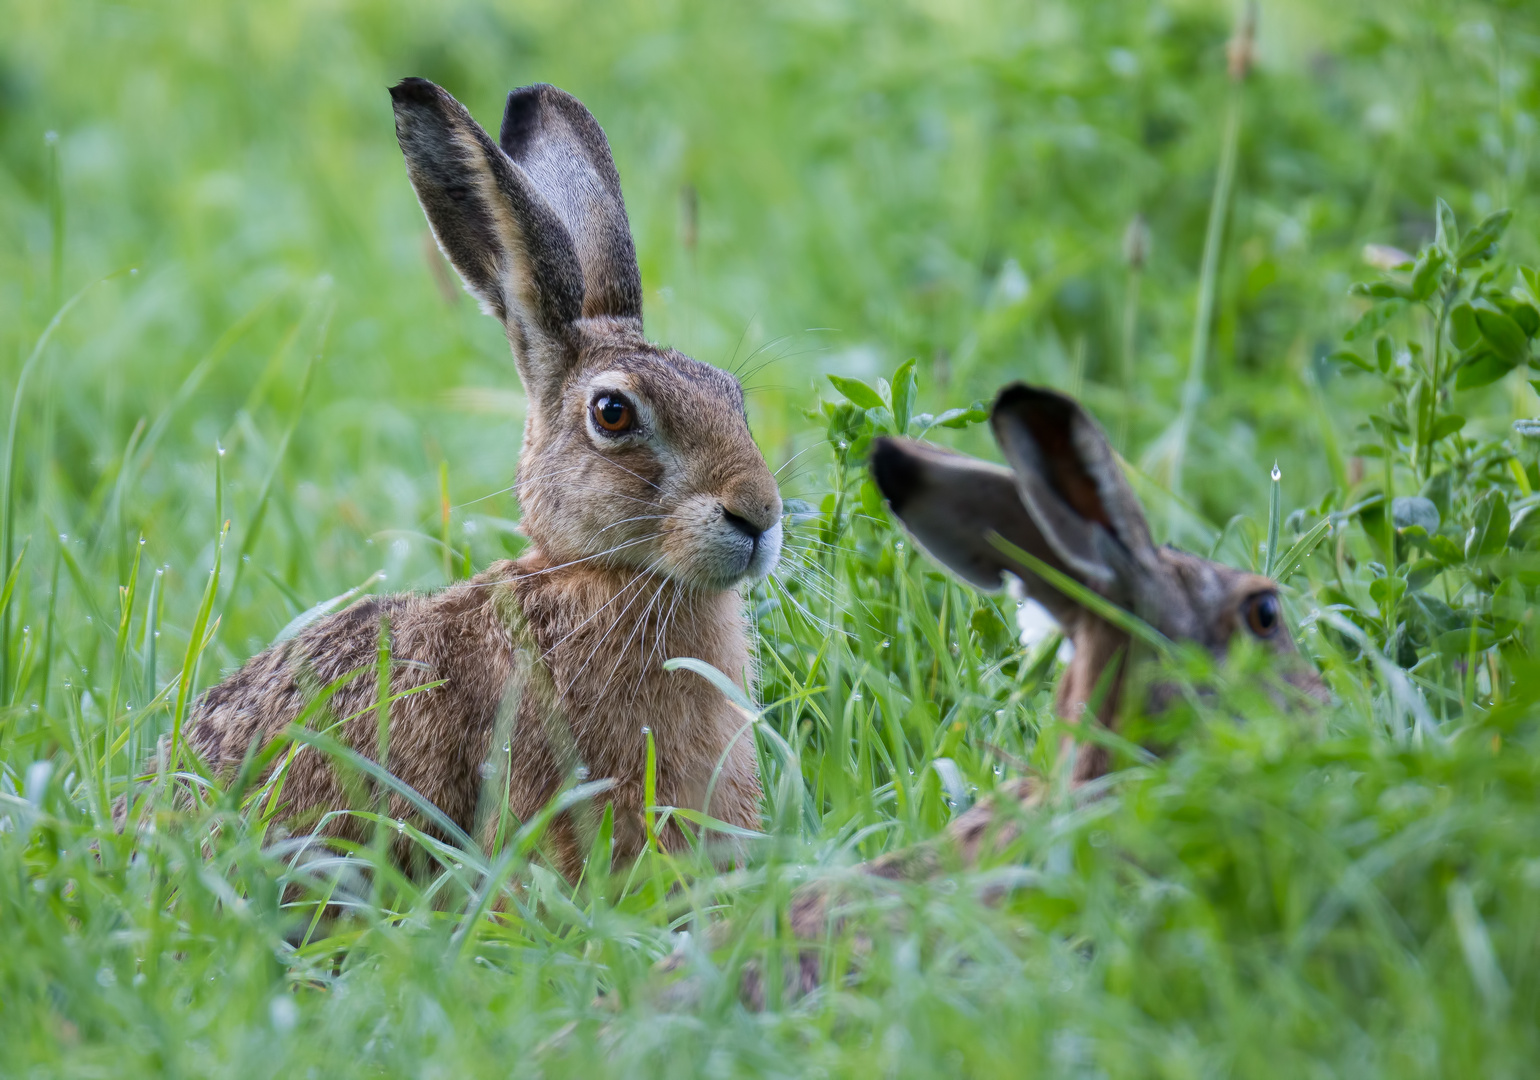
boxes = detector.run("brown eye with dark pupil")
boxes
[592,395,633,433]
[1245,592,1281,638]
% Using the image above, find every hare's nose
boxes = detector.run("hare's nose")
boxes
[721,508,766,541]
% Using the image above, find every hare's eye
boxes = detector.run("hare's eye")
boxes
[591,394,634,434]
[1243,592,1281,638]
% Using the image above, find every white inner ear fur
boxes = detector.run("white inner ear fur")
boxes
[1008,576,1076,663]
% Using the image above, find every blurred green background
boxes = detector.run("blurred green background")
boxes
[6,3,1540,1076]
[3,0,1536,669]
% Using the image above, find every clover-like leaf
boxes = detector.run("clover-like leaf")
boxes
[827,374,886,411]
[1466,490,1511,559]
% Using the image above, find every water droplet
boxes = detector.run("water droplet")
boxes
[154,631,160,638]
[837,441,848,450]
[575,765,590,780]
[129,268,139,277]
[217,444,226,457]
[1271,462,1281,482]
[851,692,863,701]
[880,639,890,649]
[139,538,146,546]
[44,130,58,144]
[641,726,651,735]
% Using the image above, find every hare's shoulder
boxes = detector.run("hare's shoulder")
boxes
[189,566,533,769]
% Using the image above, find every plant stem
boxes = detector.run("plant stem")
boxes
[1172,92,1244,497]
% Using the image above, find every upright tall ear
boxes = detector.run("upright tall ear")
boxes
[390,78,584,400]
[869,437,1080,623]
[989,384,1157,599]
[499,84,642,322]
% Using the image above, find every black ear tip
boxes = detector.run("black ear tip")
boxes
[500,85,545,153]
[991,381,1077,420]
[389,77,441,106]
[870,437,921,513]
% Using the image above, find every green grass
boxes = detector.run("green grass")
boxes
[4,0,1540,1075]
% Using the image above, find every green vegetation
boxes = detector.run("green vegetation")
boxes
[4,0,1540,1075]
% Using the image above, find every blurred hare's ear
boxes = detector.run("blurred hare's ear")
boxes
[989,384,1156,597]
[390,78,584,397]
[869,437,1080,622]
[499,84,642,322]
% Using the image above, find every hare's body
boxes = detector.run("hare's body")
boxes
[184,79,780,871]
[191,559,758,872]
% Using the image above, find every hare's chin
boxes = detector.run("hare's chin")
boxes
[672,519,783,592]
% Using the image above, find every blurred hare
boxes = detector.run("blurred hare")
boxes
[186,79,781,875]
[668,382,1325,1004]
[853,381,1326,872]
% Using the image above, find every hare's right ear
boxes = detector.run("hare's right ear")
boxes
[870,437,1081,623]
[988,384,1158,602]
[391,78,636,404]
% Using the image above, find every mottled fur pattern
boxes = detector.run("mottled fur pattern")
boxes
[184,78,779,875]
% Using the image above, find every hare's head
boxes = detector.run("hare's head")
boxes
[391,79,781,592]
[872,384,1324,776]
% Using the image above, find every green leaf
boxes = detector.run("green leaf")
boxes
[1466,490,1511,559]
[1449,303,1481,350]
[1392,495,1440,534]
[1499,298,1540,337]
[827,374,886,410]
[1344,301,1405,341]
[934,403,989,429]
[891,358,917,434]
[1330,349,1374,373]
[1457,208,1512,266]
[1435,198,1458,254]
[1520,266,1540,304]
[1429,534,1465,565]
[1434,626,1499,656]
[1404,557,1442,591]
[1455,350,1516,391]
[1410,247,1449,299]
[1375,336,1394,372]
[1269,517,1332,582]
[1475,303,1529,364]
[1350,281,1410,300]
[1368,575,1406,607]
[1428,414,1466,441]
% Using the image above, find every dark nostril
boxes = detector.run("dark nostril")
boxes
[721,508,763,540]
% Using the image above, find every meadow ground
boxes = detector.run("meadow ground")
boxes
[4,1,1540,1076]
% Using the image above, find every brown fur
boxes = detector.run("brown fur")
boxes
[182,80,780,875]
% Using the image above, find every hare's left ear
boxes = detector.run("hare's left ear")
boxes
[989,384,1157,600]
[499,84,642,323]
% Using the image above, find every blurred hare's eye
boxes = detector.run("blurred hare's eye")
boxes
[591,394,634,434]
[1243,592,1281,638]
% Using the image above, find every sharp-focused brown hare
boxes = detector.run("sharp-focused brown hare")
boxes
[186,79,781,875]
